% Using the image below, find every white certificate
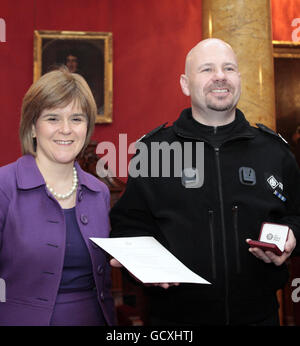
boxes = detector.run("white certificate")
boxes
[90,236,211,285]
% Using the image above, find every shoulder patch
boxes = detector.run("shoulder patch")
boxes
[136,122,168,142]
[256,123,289,146]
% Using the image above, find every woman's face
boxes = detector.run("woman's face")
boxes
[32,100,88,166]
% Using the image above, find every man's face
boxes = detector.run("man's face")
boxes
[182,42,241,114]
[66,55,78,73]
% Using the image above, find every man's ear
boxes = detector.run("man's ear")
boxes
[180,74,190,96]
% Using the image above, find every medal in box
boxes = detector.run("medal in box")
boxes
[248,222,289,256]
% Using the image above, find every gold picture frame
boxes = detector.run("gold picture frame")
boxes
[273,40,300,58]
[34,30,113,124]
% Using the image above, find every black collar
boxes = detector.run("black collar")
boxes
[173,108,255,146]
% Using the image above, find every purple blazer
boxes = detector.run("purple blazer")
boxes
[0,155,116,326]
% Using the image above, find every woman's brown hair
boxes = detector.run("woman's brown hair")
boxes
[19,68,97,156]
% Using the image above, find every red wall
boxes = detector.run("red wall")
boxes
[1,0,294,177]
[271,0,300,41]
[0,0,202,176]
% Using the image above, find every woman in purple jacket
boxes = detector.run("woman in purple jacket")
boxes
[0,69,116,325]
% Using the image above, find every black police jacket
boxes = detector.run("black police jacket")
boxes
[110,108,300,325]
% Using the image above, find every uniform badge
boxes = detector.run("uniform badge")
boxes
[239,167,256,185]
[266,174,286,202]
[267,175,279,189]
[182,167,200,188]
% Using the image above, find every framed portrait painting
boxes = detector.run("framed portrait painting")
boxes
[33,30,113,124]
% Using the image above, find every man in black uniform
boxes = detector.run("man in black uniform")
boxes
[109,39,300,325]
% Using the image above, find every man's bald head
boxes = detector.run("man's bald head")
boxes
[185,39,238,76]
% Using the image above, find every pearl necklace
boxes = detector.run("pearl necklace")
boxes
[46,167,78,200]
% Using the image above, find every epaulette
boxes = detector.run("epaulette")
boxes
[256,123,289,147]
[136,122,168,142]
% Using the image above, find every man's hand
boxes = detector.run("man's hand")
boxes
[110,258,123,268]
[109,258,180,289]
[146,282,180,289]
[246,229,296,266]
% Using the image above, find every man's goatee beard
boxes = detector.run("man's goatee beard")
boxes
[207,103,233,111]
